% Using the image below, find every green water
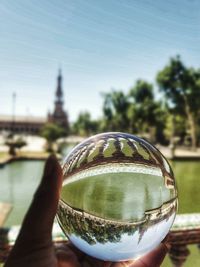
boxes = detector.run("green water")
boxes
[162,160,200,267]
[0,159,200,266]
[0,160,44,226]
[61,171,175,221]
[171,160,200,214]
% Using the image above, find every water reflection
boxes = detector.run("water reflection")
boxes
[57,198,177,260]
[61,170,176,221]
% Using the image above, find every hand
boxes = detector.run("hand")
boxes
[5,155,169,267]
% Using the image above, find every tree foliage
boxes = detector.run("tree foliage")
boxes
[41,123,66,152]
[157,56,200,149]
[71,55,200,148]
[72,112,99,137]
[129,80,166,142]
[102,90,130,132]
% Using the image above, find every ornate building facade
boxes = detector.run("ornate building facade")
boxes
[0,115,45,134]
[0,70,69,134]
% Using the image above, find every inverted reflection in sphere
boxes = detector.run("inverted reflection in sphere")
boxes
[57,132,177,261]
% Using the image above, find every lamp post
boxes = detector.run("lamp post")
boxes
[12,92,16,136]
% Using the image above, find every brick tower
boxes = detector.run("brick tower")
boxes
[48,69,69,131]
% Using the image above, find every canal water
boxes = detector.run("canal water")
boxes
[0,160,44,226]
[1,159,200,226]
[0,158,200,266]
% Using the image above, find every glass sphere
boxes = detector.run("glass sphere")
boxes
[57,132,178,261]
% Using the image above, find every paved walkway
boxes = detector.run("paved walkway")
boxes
[158,145,200,159]
[0,202,12,227]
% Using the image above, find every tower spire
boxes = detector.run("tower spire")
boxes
[48,69,69,131]
[56,68,63,100]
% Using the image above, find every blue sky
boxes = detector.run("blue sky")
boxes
[1,0,200,122]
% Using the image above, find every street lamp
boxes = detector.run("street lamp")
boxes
[11,92,16,136]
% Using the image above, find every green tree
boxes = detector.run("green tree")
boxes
[41,123,66,152]
[164,112,186,146]
[73,112,99,136]
[102,90,130,132]
[129,80,166,143]
[157,56,200,150]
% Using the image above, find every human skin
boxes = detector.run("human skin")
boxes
[4,155,169,267]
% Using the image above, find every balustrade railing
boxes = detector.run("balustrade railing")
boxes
[1,213,200,266]
[168,213,200,266]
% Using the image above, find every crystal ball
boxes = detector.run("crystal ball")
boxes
[57,132,178,261]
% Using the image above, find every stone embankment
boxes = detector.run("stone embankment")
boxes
[0,153,61,167]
